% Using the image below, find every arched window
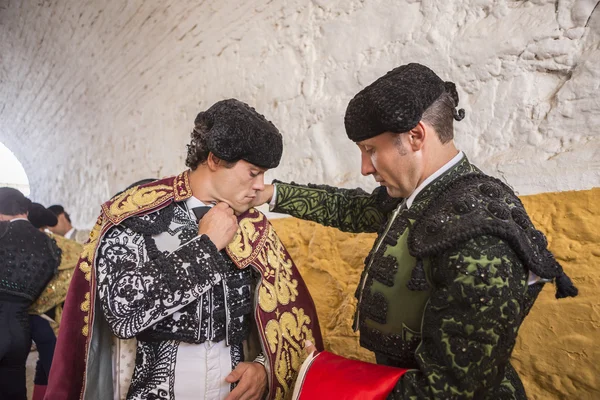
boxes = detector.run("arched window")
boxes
[0,142,30,196]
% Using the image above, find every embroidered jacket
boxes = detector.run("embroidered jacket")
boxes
[45,171,323,400]
[95,200,255,399]
[272,156,577,399]
[0,220,60,302]
[29,233,82,317]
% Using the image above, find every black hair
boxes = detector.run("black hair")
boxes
[421,91,457,144]
[0,187,31,215]
[185,113,212,170]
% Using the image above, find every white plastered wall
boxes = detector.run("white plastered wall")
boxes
[1,0,598,227]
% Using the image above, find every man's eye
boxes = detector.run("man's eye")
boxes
[250,172,259,178]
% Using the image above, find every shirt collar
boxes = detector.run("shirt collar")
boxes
[406,151,464,209]
[9,218,29,223]
[184,196,213,220]
[65,227,76,239]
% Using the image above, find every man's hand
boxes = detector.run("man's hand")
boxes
[249,184,274,209]
[224,362,267,400]
[198,202,238,251]
[304,340,317,356]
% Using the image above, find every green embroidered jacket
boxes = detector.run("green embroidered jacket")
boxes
[272,156,574,399]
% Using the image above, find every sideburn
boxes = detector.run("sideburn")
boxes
[394,134,409,156]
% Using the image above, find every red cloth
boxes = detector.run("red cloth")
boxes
[44,255,91,400]
[32,384,47,400]
[297,351,407,400]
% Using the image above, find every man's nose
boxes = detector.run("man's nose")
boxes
[253,176,265,191]
[361,152,376,176]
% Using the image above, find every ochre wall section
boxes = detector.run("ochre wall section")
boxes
[271,188,599,399]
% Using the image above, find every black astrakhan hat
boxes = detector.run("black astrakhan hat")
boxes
[197,99,283,169]
[344,63,465,142]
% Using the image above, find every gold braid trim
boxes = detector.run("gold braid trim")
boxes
[101,171,193,226]
[173,170,193,201]
[78,216,105,337]
[264,308,315,400]
[256,224,299,313]
[80,216,104,280]
[81,292,91,337]
[102,184,174,225]
[229,210,315,399]
[226,209,268,268]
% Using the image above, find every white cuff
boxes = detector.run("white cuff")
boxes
[253,352,267,367]
[268,184,278,211]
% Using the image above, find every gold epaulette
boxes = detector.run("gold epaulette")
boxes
[101,171,192,226]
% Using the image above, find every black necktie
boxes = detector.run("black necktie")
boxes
[191,206,211,221]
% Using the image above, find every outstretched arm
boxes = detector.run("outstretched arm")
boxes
[271,182,401,233]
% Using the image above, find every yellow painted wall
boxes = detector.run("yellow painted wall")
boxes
[271,188,599,400]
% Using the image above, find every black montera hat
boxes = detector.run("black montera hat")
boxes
[28,203,58,229]
[344,63,465,142]
[196,99,283,169]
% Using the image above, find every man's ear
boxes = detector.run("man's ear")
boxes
[206,152,222,171]
[408,121,427,151]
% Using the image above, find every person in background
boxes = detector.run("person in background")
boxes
[0,188,59,400]
[47,205,90,244]
[27,203,82,400]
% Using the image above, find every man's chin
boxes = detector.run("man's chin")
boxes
[385,187,405,198]
[231,204,252,216]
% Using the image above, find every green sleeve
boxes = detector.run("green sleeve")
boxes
[390,235,529,399]
[272,181,401,233]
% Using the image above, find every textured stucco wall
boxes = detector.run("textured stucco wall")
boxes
[1,0,599,228]
[272,188,600,399]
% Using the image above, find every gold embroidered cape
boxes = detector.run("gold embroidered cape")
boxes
[45,171,323,400]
